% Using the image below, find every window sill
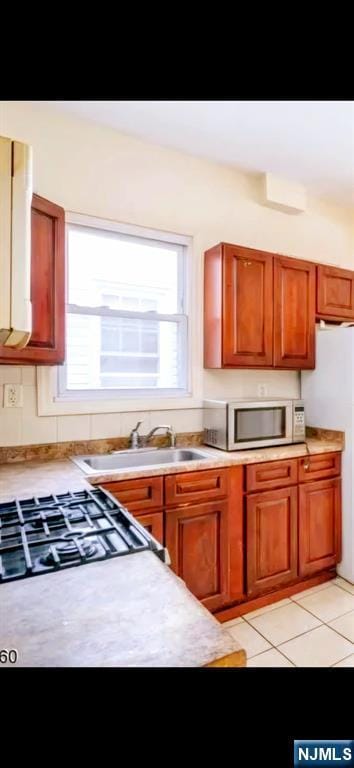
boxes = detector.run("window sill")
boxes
[37,367,202,416]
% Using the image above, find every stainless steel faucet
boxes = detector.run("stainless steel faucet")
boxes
[143,424,176,448]
[129,421,143,449]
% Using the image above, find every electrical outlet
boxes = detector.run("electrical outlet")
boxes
[257,383,267,398]
[4,384,23,408]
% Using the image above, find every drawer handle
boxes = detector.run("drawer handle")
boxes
[304,461,310,471]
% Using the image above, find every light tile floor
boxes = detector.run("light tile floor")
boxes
[223,577,354,667]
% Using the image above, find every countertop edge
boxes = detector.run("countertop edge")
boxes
[86,439,344,484]
[0,435,344,501]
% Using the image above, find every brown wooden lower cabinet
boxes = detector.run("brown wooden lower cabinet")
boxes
[247,486,298,597]
[135,511,164,543]
[98,454,342,616]
[299,478,341,577]
[165,499,230,612]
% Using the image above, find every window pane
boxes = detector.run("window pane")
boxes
[100,316,159,355]
[68,227,181,313]
[121,330,140,352]
[101,356,159,374]
[100,375,159,388]
[142,330,158,354]
[66,313,182,390]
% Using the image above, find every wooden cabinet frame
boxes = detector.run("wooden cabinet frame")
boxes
[0,194,65,365]
[204,243,316,371]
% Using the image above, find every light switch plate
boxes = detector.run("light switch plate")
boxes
[4,383,23,408]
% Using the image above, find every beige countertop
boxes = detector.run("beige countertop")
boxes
[86,438,343,485]
[0,430,342,668]
[0,435,343,501]
[0,551,245,667]
[0,458,91,502]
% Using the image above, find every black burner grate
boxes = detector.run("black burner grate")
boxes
[0,487,165,583]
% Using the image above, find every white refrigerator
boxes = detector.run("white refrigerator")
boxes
[301,326,354,584]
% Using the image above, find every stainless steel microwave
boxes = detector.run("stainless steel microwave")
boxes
[203,399,305,451]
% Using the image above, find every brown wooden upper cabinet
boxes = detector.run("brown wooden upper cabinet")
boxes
[207,243,274,367]
[316,264,354,321]
[204,243,315,370]
[273,256,316,369]
[0,194,65,365]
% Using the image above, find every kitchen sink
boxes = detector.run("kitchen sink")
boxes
[71,447,214,474]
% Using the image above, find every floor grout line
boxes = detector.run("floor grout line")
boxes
[225,579,354,667]
[226,616,354,668]
[239,617,321,663]
[248,646,296,667]
[241,607,354,665]
[241,600,297,622]
[227,577,351,628]
[322,615,354,646]
[289,581,334,599]
[272,645,301,666]
[242,607,323,647]
[329,650,354,667]
[291,600,354,624]
[331,579,354,595]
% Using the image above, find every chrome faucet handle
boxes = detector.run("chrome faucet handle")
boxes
[130,421,143,449]
[167,426,176,448]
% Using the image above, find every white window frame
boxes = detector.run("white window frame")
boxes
[37,212,202,416]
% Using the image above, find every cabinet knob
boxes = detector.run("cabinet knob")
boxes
[242,260,252,267]
[304,461,310,471]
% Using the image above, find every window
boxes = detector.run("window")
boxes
[58,219,189,399]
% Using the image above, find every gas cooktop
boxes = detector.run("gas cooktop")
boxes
[0,487,168,583]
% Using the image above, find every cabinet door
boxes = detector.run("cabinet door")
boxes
[0,194,65,364]
[247,486,298,597]
[135,511,164,543]
[317,265,354,320]
[274,256,315,369]
[222,244,273,367]
[166,499,230,611]
[299,478,341,576]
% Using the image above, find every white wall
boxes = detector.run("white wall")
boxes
[0,101,353,446]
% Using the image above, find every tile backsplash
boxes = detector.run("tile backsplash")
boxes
[0,365,300,447]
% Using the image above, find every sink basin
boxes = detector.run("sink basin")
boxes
[71,447,214,474]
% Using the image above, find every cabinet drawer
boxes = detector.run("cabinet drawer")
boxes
[102,476,163,512]
[246,459,298,492]
[298,452,341,483]
[165,468,227,506]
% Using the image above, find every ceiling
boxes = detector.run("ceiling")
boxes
[42,101,354,207]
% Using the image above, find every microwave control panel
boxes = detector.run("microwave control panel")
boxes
[293,405,305,436]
